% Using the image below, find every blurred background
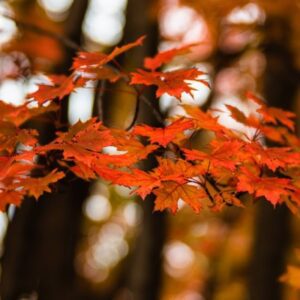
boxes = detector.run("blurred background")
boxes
[0,0,299,299]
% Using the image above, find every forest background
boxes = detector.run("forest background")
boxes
[0,0,299,300]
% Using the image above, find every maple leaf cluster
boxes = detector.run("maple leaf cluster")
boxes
[1,37,300,214]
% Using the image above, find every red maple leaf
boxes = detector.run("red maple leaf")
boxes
[183,105,232,136]
[236,167,297,206]
[0,153,35,182]
[0,101,58,126]
[113,168,161,199]
[130,68,208,98]
[225,104,260,129]
[72,36,145,70]
[0,121,38,154]
[247,92,296,131]
[28,74,86,104]
[133,118,194,147]
[242,143,300,172]
[112,158,198,201]
[38,119,114,167]
[56,118,113,151]
[144,44,195,70]
[184,139,243,171]
[68,161,96,181]
[154,182,206,214]
[18,169,65,199]
[0,191,23,211]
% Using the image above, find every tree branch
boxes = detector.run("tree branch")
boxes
[94,79,106,121]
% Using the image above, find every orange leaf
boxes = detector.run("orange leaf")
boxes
[114,168,160,199]
[243,143,300,171]
[236,167,296,206]
[69,161,97,181]
[144,44,194,70]
[0,191,24,211]
[38,119,115,167]
[130,68,208,98]
[225,104,260,129]
[28,74,86,104]
[111,158,198,200]
[247,92,296,131]
[183,105,230,135]
[184,139,243,171]
[133,118,194,147]
[0,122,38,154]
[72,36,145,70]
[20,170,65,199]
[154,182,206,214]
[0,101,58,126]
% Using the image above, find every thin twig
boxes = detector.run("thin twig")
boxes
[200,181,215,204]
[94,80,106,121]
[138,94,164,125]
[125,93,141,130]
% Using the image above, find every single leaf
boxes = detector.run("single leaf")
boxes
[144,44,194,70]
[28,74,86,104]
[243,143,300,171]
[57,118,114,151]
[38,119,115,167]
[259,125,286,144]
[72,52,107,70]
[133,118,194,147]
[109,128,159,164]
[114,168,161,199]
[111,158,199,200]
[225,104,260,129]
[93,144,157,167]
[260,107,296,131]
[72,36,145,70]
[153,158,199,185]
[0,122,38,154]
[183,105,231,135]
[184,139,243,171]
[247,92,296,131]
[69,161,97,180]
[0,190,23,211]
[82,65,120,82]
[93,164,131,184]
[154,182,206,214]
[0,154,35,182]
[106,35,145,62]
[130,68,208,98]
[0,101,58,126]
[236,167,296,206]
[20,170,65,199]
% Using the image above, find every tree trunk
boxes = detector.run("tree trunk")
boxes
[0,1,89,299]
[120,1,167,299]
[248,16,298,300]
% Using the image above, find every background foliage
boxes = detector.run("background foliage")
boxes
[0,0,299,300]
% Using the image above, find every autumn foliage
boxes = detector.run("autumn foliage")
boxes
[1,37,300,214]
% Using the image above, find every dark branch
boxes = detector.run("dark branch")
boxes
[94,80,106,121]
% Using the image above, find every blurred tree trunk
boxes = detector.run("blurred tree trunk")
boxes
[112,1,167,299]
[248,16,298,300]
[0,1,89,299]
